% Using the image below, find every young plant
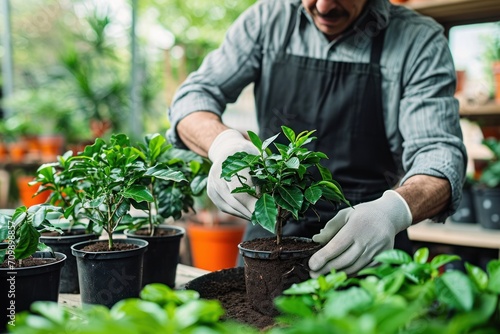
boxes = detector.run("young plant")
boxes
[479,138,500,188]
[31,150,95,234]
[221,126,349,244]
[68,133,153,250]
[0,205,63,265]
[130,133,209,236]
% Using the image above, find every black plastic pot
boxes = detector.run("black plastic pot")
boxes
[450,187,477,224]
[124,226,185,288]
[1,251,66,332]
[71,238,148,308]
[40,231,98,293]
[472,186,500,230]
[238,237,321,316]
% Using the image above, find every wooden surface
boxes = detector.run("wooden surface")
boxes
[406,0,500,24]
[58,264,209,308]
[408,220,500,257]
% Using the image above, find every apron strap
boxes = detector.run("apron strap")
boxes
[370,29,386,65]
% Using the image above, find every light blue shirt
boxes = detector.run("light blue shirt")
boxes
[168,0,467,220]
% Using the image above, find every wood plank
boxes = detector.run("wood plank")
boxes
[405,0,500,24]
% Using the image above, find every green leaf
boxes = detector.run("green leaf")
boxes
[316,164,332,181]
[15,224,41,259]
[247,131,263,152]
[435,271,474,312]
[285,157,300,169]
[123,185,154,203]
[145,166,187,182]
[252,194,277,234]
[487,259,500,293]
[281,126,296,143]
[465,262,488,291]
[374,249,412,265]
[305,186,322,204]
[220,152,253,180]
[413,247,429,264]
[261,132,280,151]
[277,186,304,212]
[324,287,372,317]
[430,254,461,270]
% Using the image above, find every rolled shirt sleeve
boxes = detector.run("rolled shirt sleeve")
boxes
[397,24,467,221]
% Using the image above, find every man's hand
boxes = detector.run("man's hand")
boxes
[207,129,259,219]
[308,190,413,277]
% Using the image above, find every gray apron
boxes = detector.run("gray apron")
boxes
[242,14,411,256]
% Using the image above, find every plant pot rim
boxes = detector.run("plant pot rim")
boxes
[238,237,321,260]
[124,225,185,238]
[71,238,148,260]
[0,251,66,273]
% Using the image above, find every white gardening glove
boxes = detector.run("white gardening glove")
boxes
[207,129,259,220]
[308,190,412,277]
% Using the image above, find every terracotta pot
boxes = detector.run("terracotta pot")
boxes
[494,61,500,104]
[8,141,26,163]
[186,220,245,271]
[16,176,50,207]
[38,135,65,161]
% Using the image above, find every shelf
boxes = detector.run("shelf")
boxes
[408,220,500,257]
[406,0,500,25]
[459,102,500,124]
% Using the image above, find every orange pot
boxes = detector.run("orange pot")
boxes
[494,61,500,104]
[9,142,26,163]
[16,176,50,207]
[38,135,65,161]
[186,221,245,272]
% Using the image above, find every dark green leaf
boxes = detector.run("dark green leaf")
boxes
[281,126,296,143]
[374,249,412,265]
[252,194,277,234]
[465,262,488,291]
[305,187,322,204]
[430,254,461,270]
[15,224,41,259]
[123,185,154,203]
[247,131,263,152]
[145,166,187,182]
[435,271,474,312]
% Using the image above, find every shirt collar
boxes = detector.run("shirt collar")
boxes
[298,0,391,37]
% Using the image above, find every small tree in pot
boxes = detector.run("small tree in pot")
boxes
[31,151,99,293]
[67,133,152,307]
[125,133,209,287]
[221,126,349,316]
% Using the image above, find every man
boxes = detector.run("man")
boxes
[167,0,467,276]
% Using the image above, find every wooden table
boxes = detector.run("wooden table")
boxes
[59,264,209,308]
[408,220,500,258]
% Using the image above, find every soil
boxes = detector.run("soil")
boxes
[186,237,321,330]
[186,267,277,330]
[1,256,57,268]
[81,241,138,252]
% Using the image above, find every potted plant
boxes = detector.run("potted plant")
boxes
[0,205,66,332]
[450,174,477,224]
[483,23,500,104]
[185,194,247,272]
[68,133,150,307]
[32,150,99,293]
[124,133,210,287]
[221,126,350,316]
[471,137,500,230]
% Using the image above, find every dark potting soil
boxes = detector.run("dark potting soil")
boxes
[186,267,276,330]
[1,256,57,268]
[187,238,320,330]
[81,241,138,252]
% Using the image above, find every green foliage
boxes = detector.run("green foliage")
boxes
[479,138,500,188]
[272,248,500,334]
[32,151,96,234]
[0,205,63,263]
[129,133,210,235]
[221,126,349,243]
[66,134,153,249]
[10,249,500,333]
[10,284,258,334]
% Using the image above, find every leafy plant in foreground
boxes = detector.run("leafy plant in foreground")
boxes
[272,247,500,333]
[221,126,349,244]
